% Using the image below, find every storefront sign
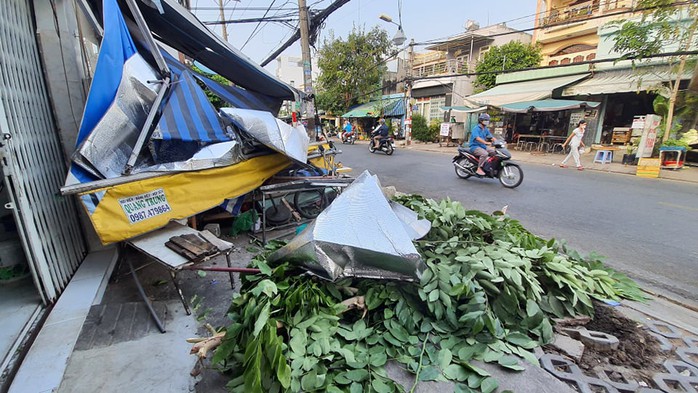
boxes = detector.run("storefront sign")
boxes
[636,114,661,158]
[119,189,172,224]
[440,123,451,137]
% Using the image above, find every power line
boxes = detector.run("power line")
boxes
[241,0,278,50]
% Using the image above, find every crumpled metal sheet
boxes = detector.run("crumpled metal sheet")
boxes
[268,170,428,282]
[389,201,432,240]
[74,54,161,179]
[220,108,309,163]
[132,140,244,173]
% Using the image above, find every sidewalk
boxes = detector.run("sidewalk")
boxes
[394,139,698,184]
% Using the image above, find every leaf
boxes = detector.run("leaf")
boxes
[443,364,469,381]
[256,260,272,276]
[372,378,392,393]
[300,369,317,391]
[428,289,440,302]
[252,302,270,337]
[458,343,487,361]
[437,348,453,370]
[526,299,540,317]
[345,369,369,382]
[498,355,525,371]
[461,361,490,377]
[480,377,499,393]
[455,384,476,393]
[349,382,363,393]
[418,366,441,381]
[251,279,278,298]
[505,332,537,349]
[369,351,388,367]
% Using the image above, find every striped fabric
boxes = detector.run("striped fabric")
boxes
[156,70,228,142]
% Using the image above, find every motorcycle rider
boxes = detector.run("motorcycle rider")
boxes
[469,113,495,176]
[341,119,353,142]
[371,117,389,149]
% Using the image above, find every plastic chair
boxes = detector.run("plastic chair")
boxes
[593,150,613,164]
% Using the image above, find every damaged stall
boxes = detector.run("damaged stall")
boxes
[58,0,347,329]
[60,0,333,245]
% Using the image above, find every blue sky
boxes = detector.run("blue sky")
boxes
[189,0,539,69]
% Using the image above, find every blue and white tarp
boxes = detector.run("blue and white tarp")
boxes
[67,0,162,185]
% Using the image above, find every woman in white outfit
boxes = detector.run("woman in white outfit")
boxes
[560,119,587,170]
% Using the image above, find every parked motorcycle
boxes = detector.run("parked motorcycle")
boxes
[452,139,523,188]
[368,136,395,155]
[341,132,355,144]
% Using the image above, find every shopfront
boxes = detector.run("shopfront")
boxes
[491,99,600,152]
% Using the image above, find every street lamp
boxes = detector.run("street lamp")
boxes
[379,14,413,145]
[379,14,406,46]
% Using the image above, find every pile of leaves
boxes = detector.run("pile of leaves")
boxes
[211,195,645,392]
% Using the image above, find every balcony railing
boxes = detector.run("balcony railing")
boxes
[414,59,476,77]
[539,0,637,28]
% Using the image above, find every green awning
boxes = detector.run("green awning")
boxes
[342,97,405,118]
[467,74,590,107]
[499,99,601,113]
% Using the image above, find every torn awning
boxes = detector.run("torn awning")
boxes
[86,0,298,101]
[162,52,280,113]
[467,74,590,107]
[499,99,601,113]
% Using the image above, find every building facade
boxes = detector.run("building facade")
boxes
[410,22,532,124]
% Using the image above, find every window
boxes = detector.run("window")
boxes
[573,55,584,63]
[479,46,490,61]
[549,60,559,66]
[428,97,446,122]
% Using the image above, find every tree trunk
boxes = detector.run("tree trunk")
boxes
[664,55,687,143]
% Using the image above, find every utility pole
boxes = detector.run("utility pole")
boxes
[405,39,415,145]
[298,0,317,140]
[218,0,229,42]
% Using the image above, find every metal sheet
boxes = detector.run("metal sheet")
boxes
[220,108,309,163]
[268,171,426,282]
[132,140,244,173]
[74,54,161,179]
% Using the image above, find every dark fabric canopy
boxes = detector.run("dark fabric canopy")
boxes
[87,0,299,101]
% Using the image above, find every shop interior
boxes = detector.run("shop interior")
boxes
[599,92,656,145]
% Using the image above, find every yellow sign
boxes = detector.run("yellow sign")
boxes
[80,154,291,244]
[636,158,660,178]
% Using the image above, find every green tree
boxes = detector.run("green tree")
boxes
[191,65,231,110]
[474,42,542,91]
[611,0,698,141]
[315,27,393,115]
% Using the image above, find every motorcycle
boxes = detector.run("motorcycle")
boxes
[368,134,395,155]
[341,132,355,144]
[452,139,523,188]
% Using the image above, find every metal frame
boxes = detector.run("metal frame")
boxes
[125,222,235,331]
[257,178,353,244]
[123,0,171,175]
[0,0,86,303]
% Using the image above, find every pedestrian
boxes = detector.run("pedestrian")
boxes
[560,119,587,170]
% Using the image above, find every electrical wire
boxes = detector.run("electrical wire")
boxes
[241,0,278,51]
